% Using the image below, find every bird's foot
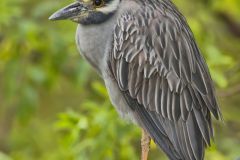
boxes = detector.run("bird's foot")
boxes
[141,129,151,160]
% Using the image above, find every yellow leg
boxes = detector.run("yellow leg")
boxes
[141,129,151,160]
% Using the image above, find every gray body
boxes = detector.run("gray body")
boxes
[51,0,222,159]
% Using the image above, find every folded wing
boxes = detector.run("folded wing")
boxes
[109,2,222,160]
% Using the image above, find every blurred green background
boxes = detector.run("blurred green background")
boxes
[0,0,240,159]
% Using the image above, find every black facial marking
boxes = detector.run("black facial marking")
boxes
[80,11,115,25]
[105,0,114,3]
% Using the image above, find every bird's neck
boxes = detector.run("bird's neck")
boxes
[75,16,117,75]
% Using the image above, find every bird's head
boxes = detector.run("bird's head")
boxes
[49,0,120,25]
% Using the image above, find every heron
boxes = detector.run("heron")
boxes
[49,0,222,159]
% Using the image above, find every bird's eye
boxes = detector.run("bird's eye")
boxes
[93,0,104,7]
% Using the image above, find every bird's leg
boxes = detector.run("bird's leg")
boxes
[141,129,151,160]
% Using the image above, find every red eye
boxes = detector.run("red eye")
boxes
[93,0,104,7]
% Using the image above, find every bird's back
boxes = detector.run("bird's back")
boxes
[105,0,222,160]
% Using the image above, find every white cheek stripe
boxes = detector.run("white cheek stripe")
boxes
[96,0,120,13]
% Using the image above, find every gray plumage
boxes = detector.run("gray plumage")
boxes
[50,0,222,159]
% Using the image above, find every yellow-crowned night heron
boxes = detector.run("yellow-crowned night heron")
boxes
[49,0,222,159]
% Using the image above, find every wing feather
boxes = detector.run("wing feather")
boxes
[109,1,221,160]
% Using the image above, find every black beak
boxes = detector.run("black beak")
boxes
[49,2,87,21]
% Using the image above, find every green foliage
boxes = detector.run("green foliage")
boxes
[54,82,140,160]
[0,0,240,159]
